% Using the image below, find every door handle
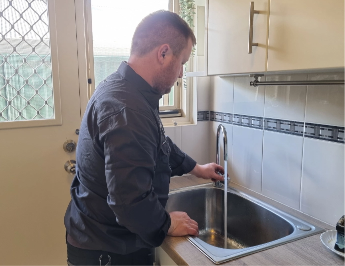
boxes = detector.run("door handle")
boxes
[63,140,77,153]
[248,1,260,54]
[64,160,76,174]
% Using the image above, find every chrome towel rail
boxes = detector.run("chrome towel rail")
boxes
[250,74,344,87]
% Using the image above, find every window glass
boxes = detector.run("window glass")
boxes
[91,0,168,83]
[0,0,54,122]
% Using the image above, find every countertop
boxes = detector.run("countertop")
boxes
[161,175,344,265]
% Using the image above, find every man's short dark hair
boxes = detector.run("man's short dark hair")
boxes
[131,10,196,56]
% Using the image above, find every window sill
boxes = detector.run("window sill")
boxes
[159,109,182,118]
[161,116,196,127]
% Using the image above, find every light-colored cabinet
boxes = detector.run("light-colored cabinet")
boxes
[268,0,344,71]
[208,0,344,75]
[155,247,178,266]
[208,0,269,75]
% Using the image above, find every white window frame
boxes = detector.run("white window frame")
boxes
[75,0,196,126]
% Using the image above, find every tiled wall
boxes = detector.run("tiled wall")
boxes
[167,73,344,226]
[206,73,344,226]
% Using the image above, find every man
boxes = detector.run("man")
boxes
[64,10,224,265]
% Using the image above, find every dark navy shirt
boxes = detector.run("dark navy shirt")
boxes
[64,62,196,255]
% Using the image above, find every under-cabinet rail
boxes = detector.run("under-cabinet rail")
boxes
[250,75,344,87]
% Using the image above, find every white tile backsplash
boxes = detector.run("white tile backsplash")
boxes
[301,138,344,225]
[211,76,234,113]
[165,122,211,169]
[265,74,307,122]
[231,125,263,193]
[181,72,344,226]
[165,126,182,149]
[196,76,211,111]
[262,131,303,210]
[234,76,265,117]
[181,122,210,165]
[306,73,344,126]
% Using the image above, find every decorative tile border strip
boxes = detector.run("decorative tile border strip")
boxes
[264,118,304,136]
[210,111,232,123]
[234,114,263,129]
[210,111,263,129]
[197,111,209,121]
[197,111,345,144]
[305,123,345,143]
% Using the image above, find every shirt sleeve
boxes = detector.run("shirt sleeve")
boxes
[99,107,171,247]
[165,136,197,177]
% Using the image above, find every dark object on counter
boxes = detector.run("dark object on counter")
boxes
[334,215,344,253]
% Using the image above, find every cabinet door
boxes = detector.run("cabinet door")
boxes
[268,0,344,71]
[208,0,268,75]
[156,247,178,266]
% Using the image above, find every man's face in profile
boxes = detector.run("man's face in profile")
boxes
[153,39,193,95]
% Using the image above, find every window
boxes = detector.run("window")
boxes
[88,0,178,110]
[82,0,196,125]
[0,0,54,122]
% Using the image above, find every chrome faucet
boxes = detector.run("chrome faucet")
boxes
[215,124,229,248]
[214,124,228,188]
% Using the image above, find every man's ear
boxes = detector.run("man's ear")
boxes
[157,44,170,64]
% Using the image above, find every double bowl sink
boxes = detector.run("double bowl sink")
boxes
[165,184,323,264]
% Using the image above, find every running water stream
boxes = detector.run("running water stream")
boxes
[224,161,228,248]
[216,124,228,249]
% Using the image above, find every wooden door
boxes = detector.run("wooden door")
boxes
[0,0,83,264]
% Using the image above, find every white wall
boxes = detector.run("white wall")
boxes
[165,76,211,166]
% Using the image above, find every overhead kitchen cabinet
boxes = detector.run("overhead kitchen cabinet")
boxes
[268,0,344,72]
[208,0,269,75]
[208,0,344,76]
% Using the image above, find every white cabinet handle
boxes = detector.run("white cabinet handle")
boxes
[248,2,260,54]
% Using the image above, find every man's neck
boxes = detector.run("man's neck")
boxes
[127,54,157,88]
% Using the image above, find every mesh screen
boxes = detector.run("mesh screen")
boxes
[0,0,53,122]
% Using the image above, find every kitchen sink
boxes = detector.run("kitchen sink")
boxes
[166,184,324,264]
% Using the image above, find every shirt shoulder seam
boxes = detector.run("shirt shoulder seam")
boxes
[98,106,156,126]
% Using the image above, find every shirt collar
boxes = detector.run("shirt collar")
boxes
[117,61,161,109]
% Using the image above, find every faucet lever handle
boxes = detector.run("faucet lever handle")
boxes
[213,180,223,188]
[213,172,226,188]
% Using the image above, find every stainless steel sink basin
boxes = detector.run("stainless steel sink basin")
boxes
[166,184,324,264]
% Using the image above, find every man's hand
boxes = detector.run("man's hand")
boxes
[167,211,199,237]
[189,163,225,182]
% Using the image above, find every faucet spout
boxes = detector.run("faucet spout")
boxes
[215,124,229,248]
[214,124,228,188]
